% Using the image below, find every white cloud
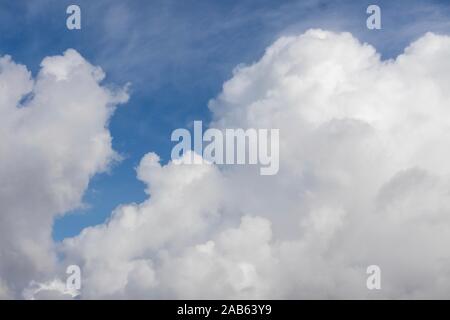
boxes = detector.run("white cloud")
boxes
[61,151,225,299]
[22,279,78,300]
[0,49,128,298]
[8,29,450,299]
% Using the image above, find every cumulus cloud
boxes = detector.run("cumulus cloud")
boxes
[7,29,450,299]
[0,49,128,298]
[62,152,226,299]
[38,29,450,299]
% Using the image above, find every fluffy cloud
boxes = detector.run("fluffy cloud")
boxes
[62,152,225,298]
[8,29,450,299]
[43,29,450,299]
[0,49,128,298]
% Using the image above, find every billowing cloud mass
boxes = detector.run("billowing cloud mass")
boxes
[4,29,450,299]
[0,49,128,298]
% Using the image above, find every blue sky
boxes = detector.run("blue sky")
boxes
[1,0,450,241]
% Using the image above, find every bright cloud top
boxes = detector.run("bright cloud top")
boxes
[3,29,450,299]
